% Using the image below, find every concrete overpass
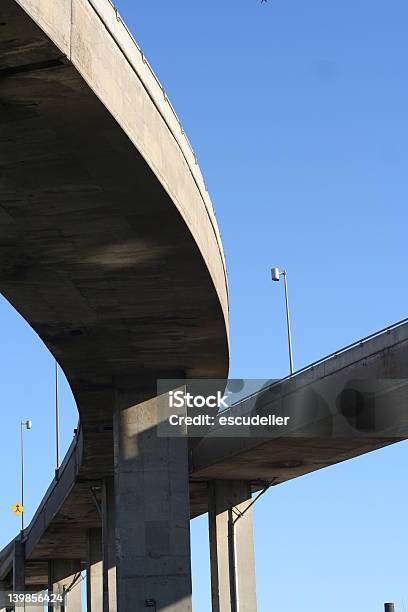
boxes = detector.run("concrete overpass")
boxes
[0,0,228,609]
[0,1,407,611]
[1,316,407,610]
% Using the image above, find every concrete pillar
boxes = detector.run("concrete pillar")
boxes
[23,603,44,612]
[11,549,43,612]
[0,580,5,612]
[0,580,3,611]
[23,586,47,612]
[113,387,192,611]
[102,478,116,612]
[208,480,257,612]
[48,560,82,612]
[13,540,25,594]
[12,540,26,611]
[0,579,11,612]
[87,529,103,612]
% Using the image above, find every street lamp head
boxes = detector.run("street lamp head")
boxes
[271,267,280,282]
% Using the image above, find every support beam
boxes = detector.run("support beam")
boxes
[13,541,25,595]
[102,478,117,612]
[113,386,192,611]
[48,560,82,612]
[208,480,257,612]
[12,540,27,610]
[0,580,5,612]
[87,529,103,612]
[0,579,11,612]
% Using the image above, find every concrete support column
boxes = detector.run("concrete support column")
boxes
[87,529,103,612]
[102,478,116,612]
[0,579,11,612]
[113,386,192,611]
[24,583,48,612]
[13,540,25,595]
[208,480,257,612]
[23,602,44,612]
[0,580,6,612]
[12,540,26,611]
[48,560,82,612]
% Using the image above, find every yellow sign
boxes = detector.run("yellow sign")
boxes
[11,503,24,516]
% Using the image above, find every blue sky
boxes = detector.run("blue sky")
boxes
[1,1,407,610]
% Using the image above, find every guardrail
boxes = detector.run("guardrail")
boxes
[219,316,408,416]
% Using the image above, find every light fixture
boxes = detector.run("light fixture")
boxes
[271,267,294,374]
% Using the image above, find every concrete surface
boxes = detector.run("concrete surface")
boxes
[102,479,116,612]
[1,1,407,611]
[1,320,408,596]
[87,530,103,612]
[192,322,408,487]
[0,0,228,609]
[47,560,82,611]
[208,481,257,612]
[12,541,25,594]
[113,387,192,611]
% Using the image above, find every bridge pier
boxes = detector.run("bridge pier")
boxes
[102,478,117,612]
[20,599,44,612]
[87,529,103,612]
[0,578,12,612]
[113,386,192,611]
[12,540,26,611]
[13,540,25,596]
[208,480,257,612]
[47,560,82,612]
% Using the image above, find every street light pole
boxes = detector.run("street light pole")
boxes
[20,419,32,532]
[55,360,60,471]
[20,422,24,532]
[271,267,294,375]
[282,271,294,375]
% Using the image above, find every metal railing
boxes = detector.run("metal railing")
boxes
[218,316,408,416]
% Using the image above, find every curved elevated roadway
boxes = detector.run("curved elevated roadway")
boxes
[1,319,407,605]
[0,0,229,609]
[0,1,407,610]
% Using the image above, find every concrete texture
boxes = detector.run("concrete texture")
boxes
[113,387,192,611]
[47,560,82,612]
[192,322,408,487]
[12,541,24,593]
[87,530,103,612]
[0,580,6,612]
[208,481,257,612]
[4,0,228,322]
[16,601,44,612]
[0,0,229,520]
[0,0,228,380]
[0,0,228,608]
[1,0,407,610]
[102,478,116,612]
[2,321,408,594]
